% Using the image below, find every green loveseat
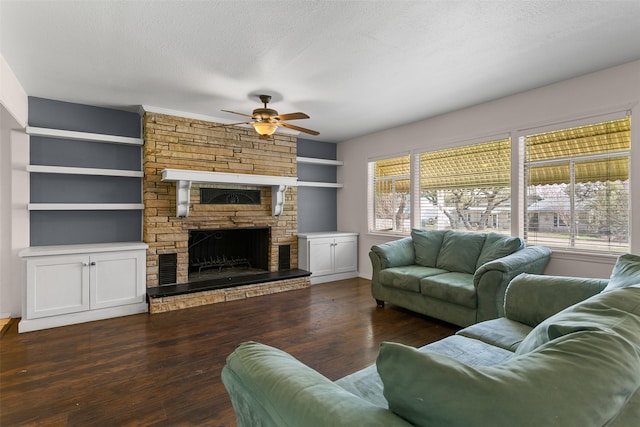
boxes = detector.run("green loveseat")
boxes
[222,254,640,426]
[369,230,551,326]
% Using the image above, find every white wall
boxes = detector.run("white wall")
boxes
[0,53,28,318]
[338,60,640,280]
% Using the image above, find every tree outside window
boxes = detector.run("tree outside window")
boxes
[523,117,630,252]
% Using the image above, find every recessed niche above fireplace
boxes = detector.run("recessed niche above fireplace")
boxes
[200,188,261,205]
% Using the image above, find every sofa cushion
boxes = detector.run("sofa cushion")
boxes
[411,229,447,268]
[377,332,640,427]
[604,253,640,292]
[475,233,524,269]
[380,266,448,293]
[457,318,533,352]
[436,231,486,274]
[420,272,476,308]
[336,335,514,411]
[516,285,640,355]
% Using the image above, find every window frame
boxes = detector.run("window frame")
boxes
[518,112,631,254]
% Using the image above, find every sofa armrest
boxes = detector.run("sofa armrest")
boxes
[222,341,411,427]
[473,245,551,321]
[370,237,415,269]
[504,273,608,327]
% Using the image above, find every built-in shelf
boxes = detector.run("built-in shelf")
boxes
[28,203,144,211]
[27,165,143,178]
[26,126,143,146]
[296,156,343,166]
[297,181,343,188]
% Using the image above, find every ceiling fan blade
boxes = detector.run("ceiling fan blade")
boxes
[221,109,254,118]
[274,112,310,121]
[280,122,320,136]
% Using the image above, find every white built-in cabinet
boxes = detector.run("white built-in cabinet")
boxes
[298,232,358,284]
[18,242,148,333]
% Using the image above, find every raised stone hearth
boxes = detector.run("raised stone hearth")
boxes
[148,270,311,314]
[143,112,302,312]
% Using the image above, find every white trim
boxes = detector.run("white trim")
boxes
[26,126,143,146]
[161,169,298,187]
[28,203,144,211]
[19,242,148,258]
[296,181,343,188]
[27,165,143,178]
[18,302,148,333]
[296,156,343,166]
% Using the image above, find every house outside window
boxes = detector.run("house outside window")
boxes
[415,138,511,234]
[368,155,411,234]
[523,116,631,253]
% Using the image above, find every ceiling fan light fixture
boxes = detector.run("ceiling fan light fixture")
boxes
[252,121,278,136]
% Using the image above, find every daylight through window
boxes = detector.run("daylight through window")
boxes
[523,117,631,252]
[368,155,411,234]
[416,138,511,234]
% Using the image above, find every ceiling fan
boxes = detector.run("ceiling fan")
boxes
[221,95,320,139]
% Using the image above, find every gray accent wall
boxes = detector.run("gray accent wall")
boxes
[29,97,140,137]
[297,138,338,233]
[28,97,142,246]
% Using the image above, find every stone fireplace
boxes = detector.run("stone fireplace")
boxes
[142,112,310,313]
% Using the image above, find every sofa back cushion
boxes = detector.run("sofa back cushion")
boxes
[377,333,640,427]
[436,231,486,274]
[604,253,640,292]
[411,229,447,268]
[516,285,640,355]
[475,233,524,269]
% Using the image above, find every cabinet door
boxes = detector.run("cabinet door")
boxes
[308,237,335,276]
[90,250,145,309]
[26,254,90,319]
[333,236,357,274]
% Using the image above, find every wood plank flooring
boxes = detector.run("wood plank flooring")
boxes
[0,278,458,426]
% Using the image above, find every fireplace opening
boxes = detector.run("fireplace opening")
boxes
[188,227,270,282]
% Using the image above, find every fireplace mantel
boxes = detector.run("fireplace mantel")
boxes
[161,168,298,217]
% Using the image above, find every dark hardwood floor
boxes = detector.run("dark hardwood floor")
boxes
[0,278,458,426]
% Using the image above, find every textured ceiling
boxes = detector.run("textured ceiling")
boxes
[1,0,639,142]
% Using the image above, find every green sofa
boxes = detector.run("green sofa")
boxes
[369,229,551,326]
[222,254,640,426]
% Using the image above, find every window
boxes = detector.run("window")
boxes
[523,117,630,253]
[416,138,511,234]
[368,155,410,234]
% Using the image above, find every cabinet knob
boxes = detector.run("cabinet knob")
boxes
[90,262,96,266]
[83,262,89,267]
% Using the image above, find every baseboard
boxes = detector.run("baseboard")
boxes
[18,303,148,333]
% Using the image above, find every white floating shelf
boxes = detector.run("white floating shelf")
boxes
[27,165,144,178]
[296,156,343,166]
[28,203,144,211]
[161,168,298,217]
[296,181,344,188]
[26,126,143,146]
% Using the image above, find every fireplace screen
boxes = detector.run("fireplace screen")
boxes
[188,227,270,281]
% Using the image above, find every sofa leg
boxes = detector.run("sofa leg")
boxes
[376,299,385,308]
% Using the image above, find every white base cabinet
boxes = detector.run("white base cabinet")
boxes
[19,242,148,332]
[298,232,358,284]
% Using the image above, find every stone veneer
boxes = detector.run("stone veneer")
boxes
[143,112,307,311]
